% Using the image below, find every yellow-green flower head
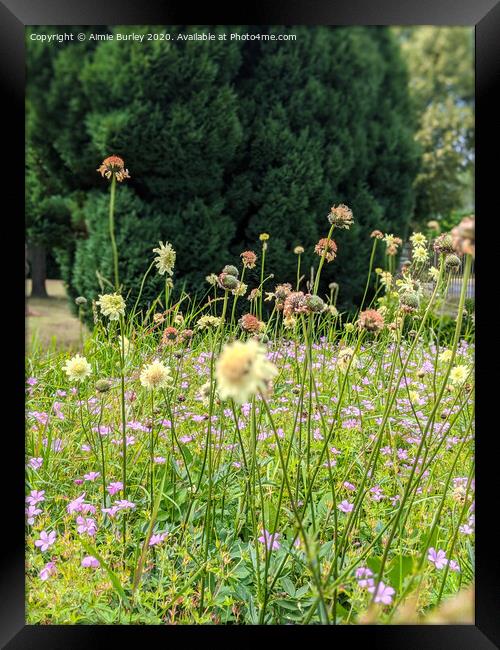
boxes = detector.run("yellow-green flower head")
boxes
[206,273,218,286]
[140,359,172,390]
[428,266,440,282]
[410,232,427,247]
[232,282,247,297]
[259,233,270,241]
[215,338,278,404]
[294,245,304,255]
[196,315,222,330]
[336,346,358,372]
[153,241,176,277]
[412,246,429,264]
[63,354,92,382]
[449,365,470,386]
[97,293,126,321]
[439,349,453,363]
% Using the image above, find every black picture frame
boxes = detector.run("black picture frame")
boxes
[5,0,499,646]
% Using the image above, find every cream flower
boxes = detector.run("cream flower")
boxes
[428,266,440,282]
[152,241,176,276]
[63,354,92,382]
[439,349,453,363]
[215,339,278,404]
[96,293,126,321]
[412,246,429,264]
[449,365,470,386]
[196,315,222,330]
[140,359,172,390]
[336,347,358,372]
[283,315,297,329]
[410,232,427,247]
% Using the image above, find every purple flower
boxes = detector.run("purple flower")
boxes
[84,471,101,482]
[459,524,473,535]
[114,499,136,510]
[27,377,38,386]
[154,456,166,464]
[25,505,42,525]
[102,506,120,518]
[149,532,168,546]
[76,516,97,536]
[67,493,86,514]
[107,481,123,495]
[368,581,395,605]
[370,486,384,502]
[26,490,45,506]
[343,481,356,491]
[39,561,57,581]
[428,547,448,569]
[27,457,43,470]
[447,560,460,572]
[258,529,281,550]
[355,566,374,588]
[338,500,354,513]
[35,530,56,552]
[81,555,100,568]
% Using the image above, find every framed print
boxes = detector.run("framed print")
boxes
[2,0,499,646]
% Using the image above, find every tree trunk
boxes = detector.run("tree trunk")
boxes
[29,243,48,298]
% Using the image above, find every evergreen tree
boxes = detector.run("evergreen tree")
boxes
[27,26,419,315]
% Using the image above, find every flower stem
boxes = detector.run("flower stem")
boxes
[108,175,119,291]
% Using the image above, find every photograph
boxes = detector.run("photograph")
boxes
[2,0,495,641]
[19,15,485,635]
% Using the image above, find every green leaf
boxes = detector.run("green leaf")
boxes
[80,539,130,608]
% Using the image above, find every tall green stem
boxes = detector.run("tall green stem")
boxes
[313,224,334,295]
[108,175,119,291]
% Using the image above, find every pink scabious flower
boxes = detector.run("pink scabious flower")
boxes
[26,490,45,506]
[368,581,396,605]
[149,532,168,546]
[106,481,123,495]
[338,500,354,513]
[258,529,281,551]
[39,561,57,581]
[428,547,448,569]
[35,530,56,552]
[76,516,97,537]
[81,556,100,568]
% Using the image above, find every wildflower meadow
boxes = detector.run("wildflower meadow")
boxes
[25,156,475,625]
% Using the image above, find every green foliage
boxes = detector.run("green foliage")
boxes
[394,27,474,223]
[27,26,419,314]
